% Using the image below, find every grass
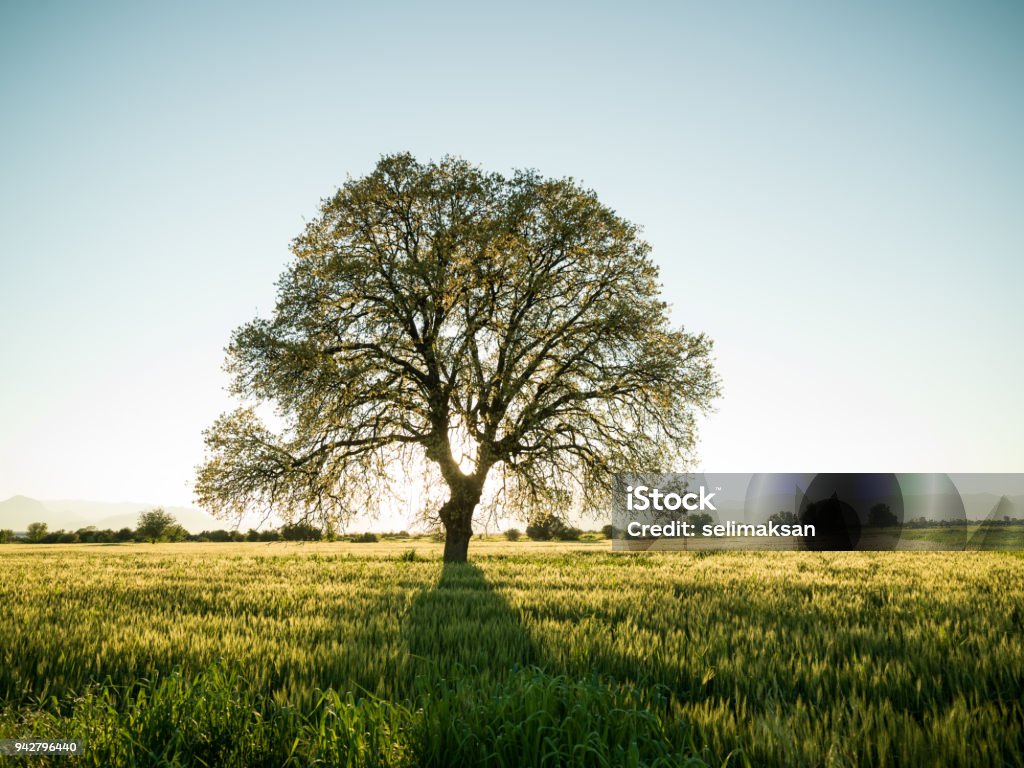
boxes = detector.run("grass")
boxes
[1,663,701,768]
[898,524,1024,549]
[1,543,1022,766]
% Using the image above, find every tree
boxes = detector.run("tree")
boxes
[26,522,48,543]
[136,508,177,543]
[526,512,576,541]
[164,523,189,542]
[280,522,323,541]
[196,153,720,562]
[868,503,899,528]
[200,529,235,542]
[0,529,15,544]
[688,512,715,532]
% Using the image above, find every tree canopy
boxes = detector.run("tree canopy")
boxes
[136,508,178,543]
[26,522,48,543]
[196,153,720,561]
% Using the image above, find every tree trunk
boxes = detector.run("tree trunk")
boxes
[439,482,481,563]
[443,526,472,562]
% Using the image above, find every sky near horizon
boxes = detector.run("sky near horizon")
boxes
[1,1,1022,518]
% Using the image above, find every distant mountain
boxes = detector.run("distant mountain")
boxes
[0,496,79,531]
[0,496,220,533]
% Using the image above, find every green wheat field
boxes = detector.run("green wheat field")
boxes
[1,542,1022,767]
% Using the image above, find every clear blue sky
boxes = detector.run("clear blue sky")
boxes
[2,1,1022,510]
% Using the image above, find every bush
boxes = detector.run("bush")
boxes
[26,522,48,543]
[75,527,120,544]
[525,520,553,541]
[503,528,521,542]
[165,524,189,542]
[526,513,579,541]
[199,529,235,543]
[280,522,323,541]
[40,529,78,544]
[554,526,582,541]
[350,532,379,543]
[136,507,178,543]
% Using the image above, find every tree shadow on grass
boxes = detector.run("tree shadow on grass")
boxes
[396,560,703,767]
[400,561,539,695]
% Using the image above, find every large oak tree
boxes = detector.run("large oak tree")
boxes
[196,154,720,561]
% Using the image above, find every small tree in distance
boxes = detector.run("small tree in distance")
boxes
[136,508,178,543]
[526,513,581,542]
[687,512,715,533]
[868,503,899,528]
[165,523,189,542]
[26,522,48,543]
[280,522,323,541]
[196,153,721,562]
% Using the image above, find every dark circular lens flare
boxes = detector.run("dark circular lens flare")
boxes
[798,473,904,550]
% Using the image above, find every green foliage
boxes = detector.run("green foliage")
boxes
[245,528,282,542]
[197,528,245,542]
[136,508,178,543]
[0,529,14,544]
[868,503,900,527]
[525,519,554,541]
[26,521,47,543]
[195,153,721,560]
[279,522,322,541]
[503,528,521,541]
[31,528,81,544]
[526,513,581,541]
[165,524,188,542]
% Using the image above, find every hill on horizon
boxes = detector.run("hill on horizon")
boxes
[0,495,221,534]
